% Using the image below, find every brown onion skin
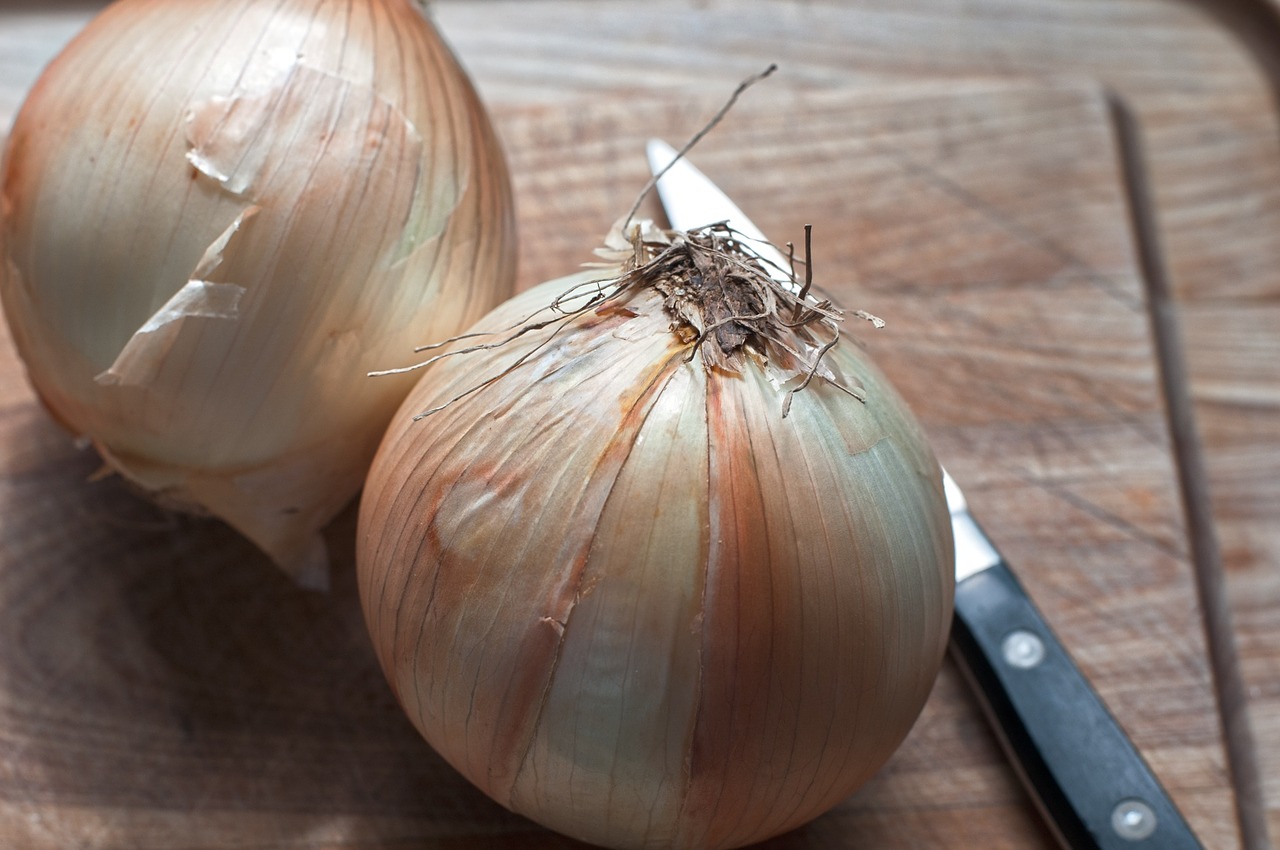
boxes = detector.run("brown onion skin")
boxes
[357,272,954,849]
[0,0,516,580]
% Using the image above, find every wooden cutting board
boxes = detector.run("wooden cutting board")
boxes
[0,81,1238,848]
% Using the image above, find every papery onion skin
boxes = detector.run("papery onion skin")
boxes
[0,0,516,585]
[357,261,955,849]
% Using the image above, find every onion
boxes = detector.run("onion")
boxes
[357,221,954,849]
[0,0,516,586]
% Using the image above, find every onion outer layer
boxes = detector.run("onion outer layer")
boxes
[0,0,516,585]
[357,243,955,849]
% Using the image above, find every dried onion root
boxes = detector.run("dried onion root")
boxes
[378,218,884,419]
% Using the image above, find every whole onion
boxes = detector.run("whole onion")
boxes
[0,0,516,585]
[357,222,954,849]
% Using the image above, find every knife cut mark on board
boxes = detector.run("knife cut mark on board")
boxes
[861,138,1143,313]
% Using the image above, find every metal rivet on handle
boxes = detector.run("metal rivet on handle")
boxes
[1111,799,1158,841]
[1001,629,1046,669]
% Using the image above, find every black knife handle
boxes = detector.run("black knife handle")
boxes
[950,561,1205,850]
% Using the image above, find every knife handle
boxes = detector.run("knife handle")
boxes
[949,560,1205,850]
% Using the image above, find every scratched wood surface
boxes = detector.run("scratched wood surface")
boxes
[0,0,1275,848]
[437,3,1278,846]
[0,58,1238,850]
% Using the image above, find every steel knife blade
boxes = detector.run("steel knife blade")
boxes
[646,138,1205,850]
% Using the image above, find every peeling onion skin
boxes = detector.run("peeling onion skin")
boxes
[0,0,516,586]
[357,268,955,849]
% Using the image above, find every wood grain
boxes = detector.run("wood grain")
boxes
[427,3,1279,844]
[0,59,1238,847]
[2,0,1276,846]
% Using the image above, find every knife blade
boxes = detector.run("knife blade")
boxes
[646,138,1206,850]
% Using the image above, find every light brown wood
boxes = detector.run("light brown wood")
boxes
[0,71,1236,850]
[427,3,1280,844]
[1,0,1275,847]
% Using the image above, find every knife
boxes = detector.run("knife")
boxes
[646,138,1206,850]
